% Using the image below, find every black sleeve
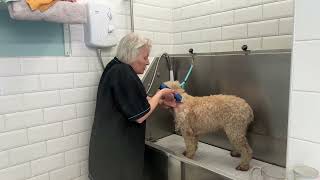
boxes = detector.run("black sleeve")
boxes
[111,65,150,122]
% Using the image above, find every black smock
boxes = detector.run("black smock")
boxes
[89,57,150,180]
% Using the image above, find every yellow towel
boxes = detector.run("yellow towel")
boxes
[26,0,55,11]
[38,0,59,12]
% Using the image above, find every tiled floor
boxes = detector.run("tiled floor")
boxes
[155,134,285,180]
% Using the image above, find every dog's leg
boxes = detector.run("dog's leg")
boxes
[225,128,252,171]
[236,136,252,171]
[181,129,198,159]
[230,148,241,158]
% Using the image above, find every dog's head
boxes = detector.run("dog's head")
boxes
[163,81,185,94]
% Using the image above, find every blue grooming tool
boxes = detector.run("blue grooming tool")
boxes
[179,64,193,89]
[159,83,183,103]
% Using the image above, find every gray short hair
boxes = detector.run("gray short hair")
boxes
[116,33,152,64]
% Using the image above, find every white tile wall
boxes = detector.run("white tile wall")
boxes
[263,0,294,20]
[173,19,190,33]
[174,1,221,20]
[210,11,234,27]
[234,5,263,24]
[0,59,21,77]
[294,0,320,41]
[248,0,262,6]
[0,163,31,180]
[76,101,95,118]
[279,17,293,35]
[44,105,76,123]
[222,24,248,40]
[135,0,173,9]
[30,153,64,176]
[21,58,57,75]
[286,0,320,175]
[0,151,9,169]
[135,17,172,33]
[292,41,320,92]
[23,91,60,110]
[80,161,88,175]
[181,31,202,43]
[0,75,40,95]
[78,131,91,147]
[49,164,80,180]
[189,15,212,31]
[28,123,63,144]
[134,4,172,21]
[221,0,248,11]
[153,32,173,45]
[60,87,97,105]
[0,130,28,151]
[74,175,90,180]
[289,92,320,142]
[262,35,293,49]
[287,138,320,173]
[248,19,278,38]
[0,117,4,133]
[0,0,296,179]
[74,72,100,88]
[210,40,234,52]
[63,117,93,136]
[26,174,49,180]
[40,74,74,91]
[4,109,44,131]
[173,0,208,9]
[263,0,286,3]
[65,147,88,166]
[202,28,222,41]
[46,135,79,155]
[57,58,88,73]
[0,94,24,114]
[9,142,46,166]
[172,0,293,53]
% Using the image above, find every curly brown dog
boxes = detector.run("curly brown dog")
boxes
[164,81,254,171]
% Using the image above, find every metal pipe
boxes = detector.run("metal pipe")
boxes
[96,49,104,69]
[145,53,169,94]
[130,0,134,32]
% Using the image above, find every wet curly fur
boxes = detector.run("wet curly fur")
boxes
[164,81,254,171]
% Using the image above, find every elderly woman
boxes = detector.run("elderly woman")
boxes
[89,33,176,180]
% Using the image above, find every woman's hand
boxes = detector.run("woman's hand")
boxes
[159,88,175,96]
[137,88,176,123]
[158,89,177,108]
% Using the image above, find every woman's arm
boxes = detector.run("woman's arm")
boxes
[136,89,174,123]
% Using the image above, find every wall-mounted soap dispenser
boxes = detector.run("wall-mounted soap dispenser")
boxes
[84,1,117,48]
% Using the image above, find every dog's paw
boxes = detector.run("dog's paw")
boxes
[236,164,250,171]
[182,151,187,156]
[230,151,241,157]
[182,151,194,159]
